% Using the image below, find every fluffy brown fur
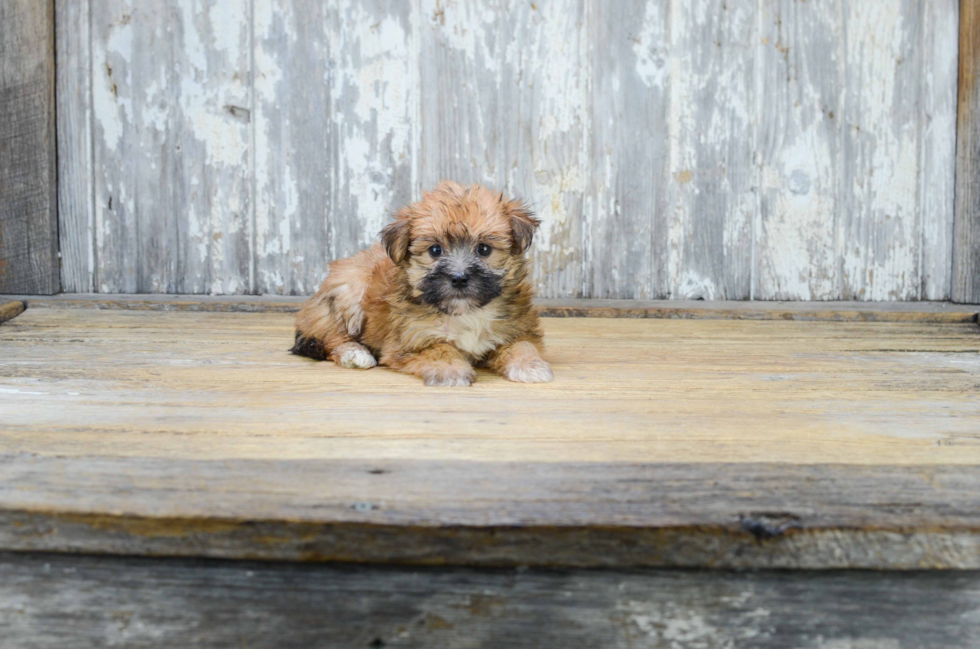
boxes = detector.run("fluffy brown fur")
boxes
[292,181,553,386]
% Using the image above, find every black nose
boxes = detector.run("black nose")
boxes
[450,273,469,287]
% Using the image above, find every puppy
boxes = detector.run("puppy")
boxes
[291,181,553,386]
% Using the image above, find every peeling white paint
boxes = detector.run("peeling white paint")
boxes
[618,598,770,648]
[919,0,959,300]
[66,0,960,299]
[840,1,921,301]
[521,0,588,297]
[675,271,717,301]
[334,3,413,252]
[174,0,251,295]
[633,1,668,89]
[92,13,133,153]
[253,0,295,293]
[668,0,755,300]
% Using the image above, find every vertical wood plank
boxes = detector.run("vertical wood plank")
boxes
[587,0,669,299]
[254,0,414,295]
[839,0,922,300]
[0,0,60,295]
[92,1,173,292]
[92,0,251,294]
[328,0,417,261]
[253,0,332,295]
[419,0,590,299]
[56,0,96,293]
[755,0,841,301]
[172,0,252,294]
[954,0,980,303]
[667,0,756,300]
[919,0,959,300]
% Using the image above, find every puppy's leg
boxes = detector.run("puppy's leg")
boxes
[487,340,553,383]
[388,343,476,387]
[294,252,375,367]
[293,298,377,369]
[293,307,377,370]
[291,298,352,363]
[330,341,378,369]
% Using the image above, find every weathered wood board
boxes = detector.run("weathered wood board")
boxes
[55,0,94,295]
[3,552,980,649]
[0,0,59,295]
[55,0,960,300]
[756,0,838,301]
[84,0,253,294]
[0,301,26,324]
[3,293,979,321]
[2,308,980,568]
[955,0,980,303]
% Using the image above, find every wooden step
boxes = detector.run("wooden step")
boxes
[2,302,979,570]
[4,551,979,648]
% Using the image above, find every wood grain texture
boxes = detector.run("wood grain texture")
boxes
[921,0,960,300]
[5,461,980,569]
[0,0,59,295]
[587,0,668,299]
[56,0,961,300]
[955,0,980,303]
[3,553,980,648]
[89,0,252,294]
[253,0,332,295]
[2,309,980,567]
[55,0,95,293]
[172,0,252,294]
[0,301,26,324]
[328,0,417,264]
[91,0,171,293]
[2,294,978,321]
[755,0,840,300]
[667,0,755,300]
[840,0,929,300]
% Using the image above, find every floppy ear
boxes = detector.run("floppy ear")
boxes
[381,211,412,263]
[506,201,540,253]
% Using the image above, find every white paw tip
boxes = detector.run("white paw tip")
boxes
[338,348,377,369]
[423,369,476,387]
[506,360,554,383]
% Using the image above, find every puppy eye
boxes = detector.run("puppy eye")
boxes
[428,244,443,258]
[476,243,492,257]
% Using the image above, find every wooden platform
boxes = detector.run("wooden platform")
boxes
[2,299,980,571]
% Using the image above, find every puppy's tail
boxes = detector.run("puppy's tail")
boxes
[289,331,328,360]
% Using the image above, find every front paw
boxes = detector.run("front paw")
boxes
[505,357,554,383]
[422,364,476,387]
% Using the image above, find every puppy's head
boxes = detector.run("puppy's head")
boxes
[381,181,539,315]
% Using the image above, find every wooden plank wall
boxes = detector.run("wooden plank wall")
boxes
[56,0,961,300]
[0,0,60,295]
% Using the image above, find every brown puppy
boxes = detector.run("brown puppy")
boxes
[291,181,553,386]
